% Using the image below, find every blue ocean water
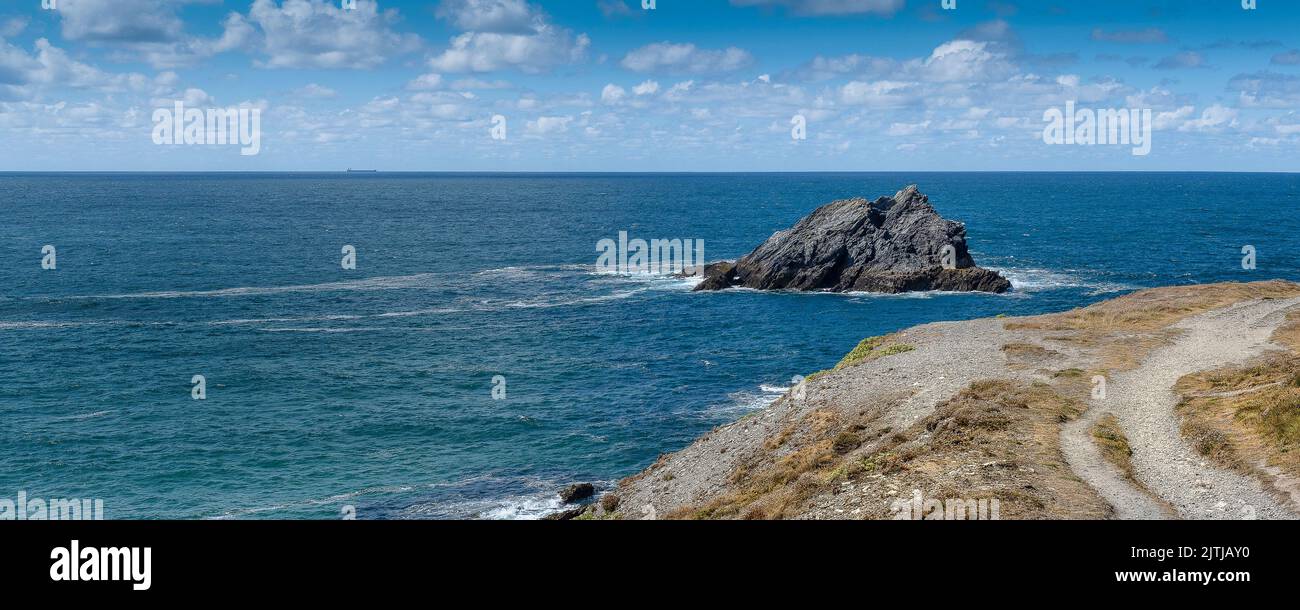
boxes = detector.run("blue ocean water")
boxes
[2,172,1298,519]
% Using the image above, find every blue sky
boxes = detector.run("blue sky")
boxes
[2,0,1299,171]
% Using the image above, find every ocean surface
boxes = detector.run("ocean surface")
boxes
[2,172,1298,519]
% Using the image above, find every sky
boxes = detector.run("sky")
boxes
[1,0,1299,171]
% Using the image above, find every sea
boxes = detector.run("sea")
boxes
[2,172,1297,519]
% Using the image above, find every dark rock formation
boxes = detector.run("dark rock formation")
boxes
[694,185,1010,294]
[558,483,595,504]
[541,507,587,521]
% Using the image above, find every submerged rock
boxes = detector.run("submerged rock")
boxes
[694,185,1010,294]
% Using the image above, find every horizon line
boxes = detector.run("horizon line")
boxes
[3,170,1299,175]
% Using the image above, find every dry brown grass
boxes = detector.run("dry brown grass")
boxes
[1049,367,1100,403]
[1175,354,1300,482]
[1091,414,1136,481]
[1001,342,1060,370]
[1272,310,1300,352]
[891,380,1111,519]
[1008,281,1300,334]
[673,406,868,520]
[667,379,1111,520]
[1158,291,1300,510]
[1008,281,1300,373]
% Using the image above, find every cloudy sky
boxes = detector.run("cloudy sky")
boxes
[2,0,1299,171]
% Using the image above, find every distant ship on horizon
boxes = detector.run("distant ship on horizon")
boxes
[345,168,378,173]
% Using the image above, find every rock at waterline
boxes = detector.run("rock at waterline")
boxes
[693,185,1010,294]
[559,483,595,504]
[542,507,588,521]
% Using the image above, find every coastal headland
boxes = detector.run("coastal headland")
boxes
[567,281,1300,520]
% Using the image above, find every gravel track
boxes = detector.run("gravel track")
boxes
[1064,297,1300,520]
[1062,407,1171,519]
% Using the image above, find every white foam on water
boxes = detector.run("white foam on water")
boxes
[209,314,365,325]
[478,494,568,520]
[989,266,1137,295]
[0,321,93,330]
[208,484,418,520]
[473,263,590,278]
[258,327,408,333]
[68,273,440,301]
[702,383,790,419]
[375,307,463,318]
[51,410,114,422]
[490,288,648,310]
[590,266,704,290]
[398,477,617,520]
[399,492,565,521]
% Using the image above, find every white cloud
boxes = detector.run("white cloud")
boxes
[53,0,254,69]
[633,80,660,95]
[1125,86,1179,109]
[728,0,903,16]
[1232,72,1300,108]
[620,42,754,74]
[597,0,635,18]
[247,0,420,69]
[799,37,1015,85]
[151,87,216,108]
[0,37,149,100]
[1271,117,1300,135]
[994,116,1030,129]
[450,78,512,90]
[435,0,540,34]
[427,0,588,73]
[407,90,478,120]
[526,115,572,135]
[1090,28,1169,44]
[795,53,895,82]
[839,80,916,107]
[1153,105,1194,130]
[295,83,338,98]
[663,80,695,101]
[912,40,1014,83]
[886,121,930,136]
[1179,104,1238,132]
[407,73,444,91]
[1155,51,1206,70]
[428,27,589,73]
[601,84,627,104]
[1,16,29,39]
[57,0,187,44]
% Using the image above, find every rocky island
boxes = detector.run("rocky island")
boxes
[694,185,1011,294]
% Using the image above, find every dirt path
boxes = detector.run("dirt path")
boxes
[1063,297,1300,520]
[1062,408,1171,519]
